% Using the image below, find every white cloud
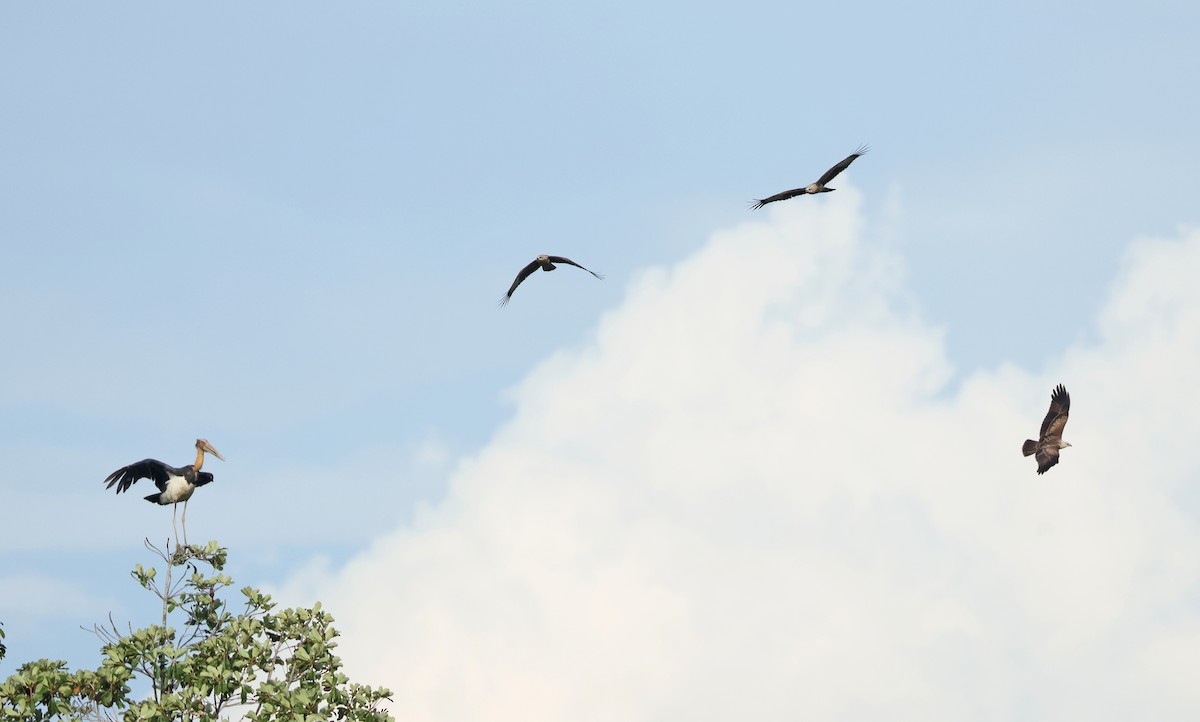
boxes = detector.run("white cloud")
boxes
[276,192,1200,721]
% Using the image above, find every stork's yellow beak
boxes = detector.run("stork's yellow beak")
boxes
[200,440,225,461]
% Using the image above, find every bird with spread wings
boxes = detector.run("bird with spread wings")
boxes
[105,439,225,546]
[750,145,869,209]
[499,255,603,306]
[1022,384,1071,474]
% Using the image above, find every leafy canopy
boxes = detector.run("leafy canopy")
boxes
[0,541,393,722]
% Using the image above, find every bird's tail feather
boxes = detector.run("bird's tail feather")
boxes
[144,492,162,504]
[1022,440,1037,457]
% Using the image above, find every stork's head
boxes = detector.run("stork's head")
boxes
[536,254,551,262]
[195,438,225,461]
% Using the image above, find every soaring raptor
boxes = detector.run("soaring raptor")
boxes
[750,145,869,209]
[1022,385,1071,474]
[500,255,603,306]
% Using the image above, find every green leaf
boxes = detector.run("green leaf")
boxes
[0,539,394,722]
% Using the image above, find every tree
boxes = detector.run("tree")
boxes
[0,541,393,721]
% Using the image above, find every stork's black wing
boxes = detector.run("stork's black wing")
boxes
[500,260,543,306]
[750,188,806,210]
[546,256,603,279]
[104,459,177,494]
[815,144,869,186]
[1038,384,1070,442]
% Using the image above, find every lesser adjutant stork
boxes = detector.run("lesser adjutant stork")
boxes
[104,438,225,546]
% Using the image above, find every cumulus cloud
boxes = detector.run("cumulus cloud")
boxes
[276,192,1200,721]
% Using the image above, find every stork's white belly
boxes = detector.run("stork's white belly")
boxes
[159,475,196,504]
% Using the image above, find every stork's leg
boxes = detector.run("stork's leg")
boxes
[181,499,189,548]
[171,503,180,549]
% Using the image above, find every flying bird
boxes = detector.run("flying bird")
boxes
[499,255,603,306]
[104,439,225,546]
[750,144,869,210]
[1022,384,1071,474]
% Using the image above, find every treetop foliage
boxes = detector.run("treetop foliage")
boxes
[0,541,393,722]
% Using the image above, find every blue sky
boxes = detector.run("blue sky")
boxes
[3,2,1200,717]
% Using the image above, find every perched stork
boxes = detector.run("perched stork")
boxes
[104,439,225,546]
[750,144,869,209]
[499,255,603,306]
[1022,385,1071,474]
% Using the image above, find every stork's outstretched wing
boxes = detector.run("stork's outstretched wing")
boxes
[499,260,543,306]
[104,459,175,494]
[546,256,604,279]
[816,144,869,186]
[1038,384,1070,443]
